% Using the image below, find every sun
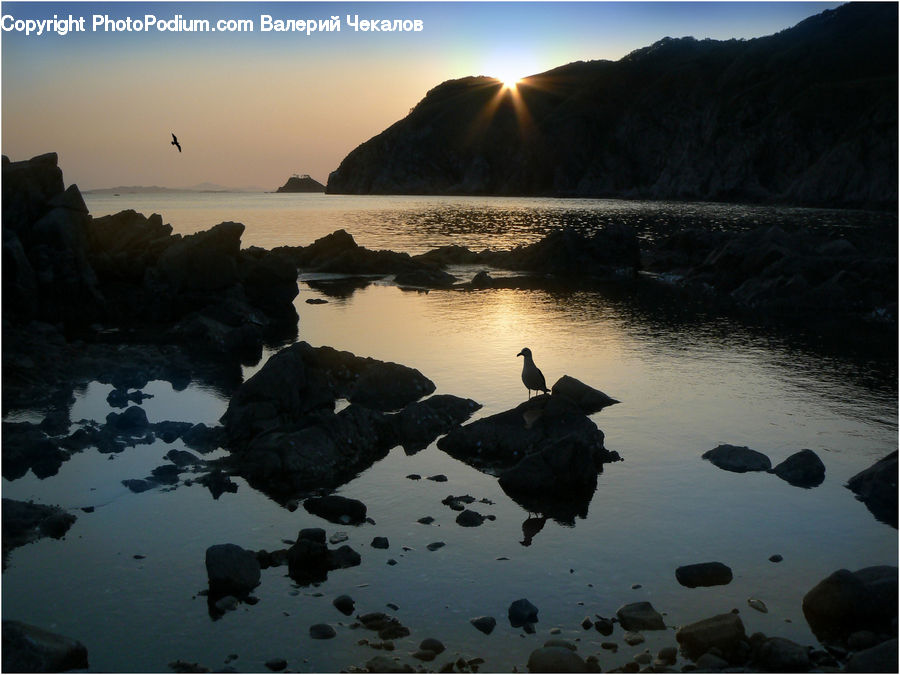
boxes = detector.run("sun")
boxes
[483,48,539,92]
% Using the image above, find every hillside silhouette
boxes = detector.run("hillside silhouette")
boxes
[327,3,897,208]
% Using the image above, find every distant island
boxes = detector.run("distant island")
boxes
[85,182,264,194]
[276,174,326,193]
[327,3,897,210]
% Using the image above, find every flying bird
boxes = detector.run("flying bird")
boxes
[171,133,181,152]
[517,347,549,399]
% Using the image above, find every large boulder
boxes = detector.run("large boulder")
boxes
[526,646,587,673]
[753,637,811,672]
[845,638,898,673]
[770,449,826,488]
[392,394,482,453]
[846,452,897,527]
[2,620,88,672]
[801,566,898,644]
[702,444,772,473]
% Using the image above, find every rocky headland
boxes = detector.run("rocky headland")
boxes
[326,4,897,210]
[275,174,325,193]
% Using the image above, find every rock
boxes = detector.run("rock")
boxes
[847,630,882,651]
[846,452,897,527]
[329,532,349,544]
[181,423,225,453]
[392,394,481,453]
[509,598,539,627]
[754,637,810,671]
[770,449,826,488]
[470,616,496,634]
[694,651,729,670]
[594,618,614,635]
[333,594,355,615]
[801,566,898,643]
[214,595,240,613]
[309,623,336,639]
[701,444,772,473]
[122,478,157,493]
[264,657,287,671]
[427,474,448,482]
[526,646,588,673]
[155,221,243,292]
[371,536,390,549]
[164,449,202,467]
[105,405,149,433]
[395,267,458,289]
[304,495,367,525]
[616,602,665,631]
[2,620,88,672]
[550,375,619,413]
[196,470,238,499]
[845,637,898,673]
[675,612,747,660]
[349,359,435,411]
[657,646,678,665]
[769,554,783,563]
[675,562,733,588]
[747,598,768,613]
[623,632,645,646]
[426,542,445,551]
[364,655,409,673]
[455,509,485,527]
[205,544,261,596]
[412,649,436,662]
[2,498,76,564]
[419,638,445,654]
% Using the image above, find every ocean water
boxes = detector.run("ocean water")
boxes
[2,193,896,672]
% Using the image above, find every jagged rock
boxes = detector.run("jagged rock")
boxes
[2,620,89,672]
[846,452,898,527]
[154,221,244,292]
[675,562,733,588]
[2,422,69,480]
[675,613,747,661]
[286,530,361,584]
[702,444,772,473]
[470,616,496,634]
[205,543,261,596]
[105,406,149,434]
[333,595,355,615]
[770,449,826,488]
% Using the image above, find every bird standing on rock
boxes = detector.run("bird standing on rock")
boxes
[517,347,549,399]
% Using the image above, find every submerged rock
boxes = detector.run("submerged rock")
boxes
[616,602,665,631]
[304,495,367,525]
[702,444,772,473]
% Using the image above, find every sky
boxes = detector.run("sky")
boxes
[1,1,843,190]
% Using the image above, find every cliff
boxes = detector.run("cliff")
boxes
[276,175,325,193]
[327,3,897,209]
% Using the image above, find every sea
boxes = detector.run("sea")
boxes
[2,192,897,672]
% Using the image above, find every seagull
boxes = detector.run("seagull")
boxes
[171,133,181,152]
[517,347,549,399]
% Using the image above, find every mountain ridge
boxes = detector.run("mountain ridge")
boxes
[326,3,897,209]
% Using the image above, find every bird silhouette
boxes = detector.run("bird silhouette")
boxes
[171,133,181,152]
[517,347,549,398]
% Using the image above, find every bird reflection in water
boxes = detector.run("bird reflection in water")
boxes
[520,513,548,546]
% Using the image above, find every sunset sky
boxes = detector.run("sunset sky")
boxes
[2,1,841,190]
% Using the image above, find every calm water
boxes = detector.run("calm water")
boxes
[3,193,896,672]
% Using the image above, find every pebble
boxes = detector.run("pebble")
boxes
[413,650,436,662]
[426,542,445,551]
[623,631,645,646]
[657,646,678,665]
[406,474,421,480]
[632,584,642,589]
[329,532,349,544]
[427,474,448,482]
[550,627,562,635]
[264,658,287,671]
[601,642,618,651]
[333,595,355,616]
[748,598,768,613]
[309,624,336,640]
[387,559,398,565]
[635,651,651,665]
[214,596,239,613]
[371,536,390,549]
[417,516,435,525]
[769,554,783,562]
[594,618,614,635]
[419,638,445,654]
[470,616,496,634]
[581,616,594,630]
[386,603,399,611]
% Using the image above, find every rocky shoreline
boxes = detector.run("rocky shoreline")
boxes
[2,153,896,672]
